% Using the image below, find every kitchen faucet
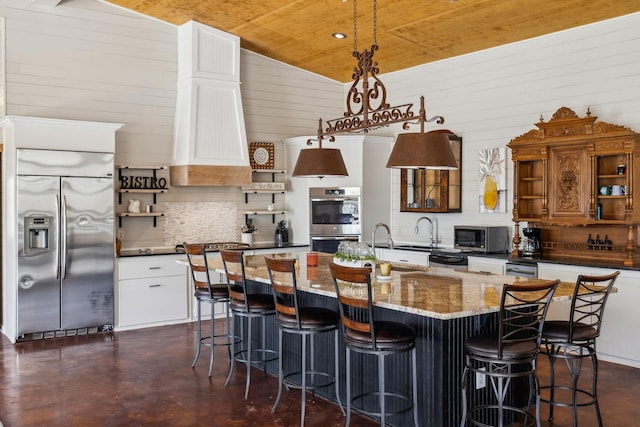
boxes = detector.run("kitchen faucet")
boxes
[415,216,436,247]
[371,223,394,255]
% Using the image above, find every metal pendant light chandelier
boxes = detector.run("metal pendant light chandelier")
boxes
[292,0,458,178]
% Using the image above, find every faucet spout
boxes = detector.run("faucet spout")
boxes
[371,223,394,252]
[415,216,435,247]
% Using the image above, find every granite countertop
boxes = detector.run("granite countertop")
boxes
[377,244,639,271]
[118,242,309,258]
[191,252,580,321]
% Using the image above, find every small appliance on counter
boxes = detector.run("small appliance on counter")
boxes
[521,227,542,257]
[275,220,289,247]
[454,225,509,253]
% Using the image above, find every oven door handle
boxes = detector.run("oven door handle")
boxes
[310,197,356,202]
[311,235,359,241]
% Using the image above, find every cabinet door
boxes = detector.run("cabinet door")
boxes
[119,275,188,327]
[548,146,590,221]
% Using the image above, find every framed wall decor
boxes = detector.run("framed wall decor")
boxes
[478,147,507,213]
[249,142,274,169]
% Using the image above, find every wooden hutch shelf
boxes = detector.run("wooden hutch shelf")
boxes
[508,107,640,266]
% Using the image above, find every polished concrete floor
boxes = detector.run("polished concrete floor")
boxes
[0,321,639,426]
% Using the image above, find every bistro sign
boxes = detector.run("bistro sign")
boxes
[119,175,168,190]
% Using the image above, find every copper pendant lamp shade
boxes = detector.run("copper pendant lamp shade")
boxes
[386,131,458,169]
[292,147,348,178]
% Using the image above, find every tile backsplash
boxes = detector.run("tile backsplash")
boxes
[163,202,240,246]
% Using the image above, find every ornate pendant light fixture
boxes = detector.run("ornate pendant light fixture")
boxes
[292,0,458,177]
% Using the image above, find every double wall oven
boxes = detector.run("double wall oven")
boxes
[309,187,361,253]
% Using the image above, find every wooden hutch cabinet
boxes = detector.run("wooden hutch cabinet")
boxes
[509,107,640,266]
[400,132,462,213]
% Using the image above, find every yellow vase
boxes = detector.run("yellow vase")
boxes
[483,175,498,210]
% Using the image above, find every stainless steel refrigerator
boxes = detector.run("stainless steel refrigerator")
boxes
[16,149,115,338]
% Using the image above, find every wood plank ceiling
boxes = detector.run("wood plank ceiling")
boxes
[106,0,640,82]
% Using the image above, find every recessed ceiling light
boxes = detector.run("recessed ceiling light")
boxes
[332,32,347,39]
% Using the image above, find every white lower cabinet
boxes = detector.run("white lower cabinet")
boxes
[538,262,640,368]
[376,249,429,267]
[467,256,506,275]
[117,254,189,330]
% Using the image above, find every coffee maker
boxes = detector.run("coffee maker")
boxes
[522,227,541,257]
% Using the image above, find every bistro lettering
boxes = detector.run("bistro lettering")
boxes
[119,175,167,189]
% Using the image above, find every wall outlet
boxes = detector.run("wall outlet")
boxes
[476,367,486,389]
[117,230,125,240]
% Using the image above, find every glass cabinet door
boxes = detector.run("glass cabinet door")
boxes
[400,133,461,213]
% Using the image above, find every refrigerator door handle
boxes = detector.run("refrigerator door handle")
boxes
[56,194,61,280]
[61,195,68,279]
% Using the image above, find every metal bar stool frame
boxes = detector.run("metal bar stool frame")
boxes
[184,242,234,378]
[220,249,278,399]
[460,280,559,427]
[265,256,345,427]
[330,262,419,427]
[540,271,619,427]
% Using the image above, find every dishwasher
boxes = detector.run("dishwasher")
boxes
[505,261,538,278]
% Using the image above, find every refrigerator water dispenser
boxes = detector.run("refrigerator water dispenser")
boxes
[25,216,52,252]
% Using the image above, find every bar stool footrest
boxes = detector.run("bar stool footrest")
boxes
[282,371,336,391]
[351,391,414,418]
[200,333,240,348]
[467,405,536,427]
[539,384,598,407]
[233,348,279,365]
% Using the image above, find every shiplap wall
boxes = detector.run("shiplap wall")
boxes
[369,12,640,247]
[0,0,342,249]
[2,0,640,249]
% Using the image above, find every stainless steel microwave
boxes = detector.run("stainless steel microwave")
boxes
[454,226,509,253]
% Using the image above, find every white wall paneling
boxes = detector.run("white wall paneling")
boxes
[370,12,640,247]
[2,1,640,251]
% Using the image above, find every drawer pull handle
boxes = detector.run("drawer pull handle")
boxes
[149,284,162,288]
[148,267,162,270]
[399,259,409,263]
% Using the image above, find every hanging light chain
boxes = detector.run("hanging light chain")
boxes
[353,0,358,54]
[373,0,377,46]
[353,0,378,53]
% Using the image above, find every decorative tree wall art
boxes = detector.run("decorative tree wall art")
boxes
[479,147,507,213]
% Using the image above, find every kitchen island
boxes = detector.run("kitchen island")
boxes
[196,251,583,426]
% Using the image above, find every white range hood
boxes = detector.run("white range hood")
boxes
[170,21,251,186]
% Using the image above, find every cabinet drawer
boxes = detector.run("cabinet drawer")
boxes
[118,275,188,327]
[118,255,185,280]
[467,257,506,275]
[379,249,429,266]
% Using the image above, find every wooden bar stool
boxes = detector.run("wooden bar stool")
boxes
[460,280,559,427]
[184,242,233,378]
[220,249,278,399]
[540,271,619,427]
[330,262,419,427]
[265,256,345,426]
